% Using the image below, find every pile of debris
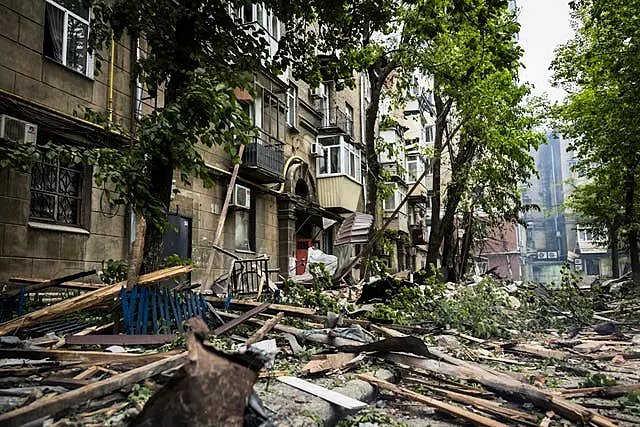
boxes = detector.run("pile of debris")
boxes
[1,266,640,426]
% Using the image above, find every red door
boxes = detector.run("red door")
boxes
[296,239,312,275]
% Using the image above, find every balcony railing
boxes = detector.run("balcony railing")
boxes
[242,130,285,183]
[318,107,354,137]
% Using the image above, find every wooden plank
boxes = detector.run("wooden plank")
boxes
[212,303,270,335]
[0,349,179,365]
[10,278,105,291]
[379,353,617,427]
[0,351,188,427]
[245,312,284,345]
[560,383,640,398]
[64,334,176,346]
[0,266,191,336]
[3,270,97,298]
[301,353,357,375]
[277,376,367,410]
[357,374,506,427]
[205,296,316,317]
[41,377,91,389]
[201,143,246,291]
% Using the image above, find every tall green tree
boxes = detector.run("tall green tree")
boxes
[417,3,537,275]
[552,0,640,282]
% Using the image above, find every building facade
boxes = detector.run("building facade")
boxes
[0,0,369,286]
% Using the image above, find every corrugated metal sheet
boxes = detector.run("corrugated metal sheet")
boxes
[335,212,373,246]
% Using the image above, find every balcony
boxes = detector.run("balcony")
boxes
[318,107,354,138]
[317,175,362,213]
[241,130,285,183]
[410,224,428,245]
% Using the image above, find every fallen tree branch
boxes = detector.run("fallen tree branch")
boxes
[245,312,284,345]
[357,373,507,427]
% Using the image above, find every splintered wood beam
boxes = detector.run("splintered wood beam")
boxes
[0,352,188,427]
[0,266,191,336]
[9,278,105,291]
[0,348,180,365]
[205,296,316,317]
[357,374,506,427]
[64,334,176,346]
[212,302,271,335]
[4,270,97,298]
[244,312,284,345]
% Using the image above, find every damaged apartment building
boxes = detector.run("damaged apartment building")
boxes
[0,0,373,285]
[0,0,437,287]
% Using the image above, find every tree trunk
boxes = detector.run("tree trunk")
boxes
[364,62,396,220]
[364,70,383,219]
[141,13,198,272]
[623,171,640,283]
[610,227,619,279]
[458,210,474,280]
[426,91,446,267]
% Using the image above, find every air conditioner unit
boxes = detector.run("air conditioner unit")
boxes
[537,251,548,260]
[232,184,251,209]
[547,251,558,259]
[310,142,322,157]
[0,115,37,144]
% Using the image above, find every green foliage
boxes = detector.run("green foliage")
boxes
[163,254,195,268]
[338,407,411,427]
[552,0,640,279]
[518,266,604,330]
[281,275,339,316]
[580,373,617,388]
[127,384,154,405]
[100,258,128,285]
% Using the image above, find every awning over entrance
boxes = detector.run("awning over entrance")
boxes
[335,212,373,246]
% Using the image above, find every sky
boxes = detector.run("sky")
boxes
[517,0,574,102]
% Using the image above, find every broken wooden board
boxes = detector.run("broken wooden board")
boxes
[212,302,270,335]
[9,277,106,292]
[379,353,617,427]
[277,376,367,410]
[0,348,179,366]
[0,351,188,427]
[300,353,357,375]
[357,374,506,427]
[0,266,191,336]
[245,311,284,345]
[3,270,96,298]
[205,296,316,317]
[64,334,176,346]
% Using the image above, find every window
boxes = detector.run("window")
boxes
[383,186,407,214]
[406,154,424,183]
[317,136,361,181]
[286,85,297,126]
[345,103,354,136]
[44,0,93,77]
[577,226,594,243]
[318,83,330,127]
[30,156,86,226]
[423,125,434,143]
[235,197,256,251]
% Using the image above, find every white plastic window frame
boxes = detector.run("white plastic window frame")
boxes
[45,0,94,78]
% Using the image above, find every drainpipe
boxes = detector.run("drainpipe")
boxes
[108,37,115,122]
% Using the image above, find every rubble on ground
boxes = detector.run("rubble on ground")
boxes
[1,265,640,426]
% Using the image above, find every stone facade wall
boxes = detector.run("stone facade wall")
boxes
[0,0,141,282]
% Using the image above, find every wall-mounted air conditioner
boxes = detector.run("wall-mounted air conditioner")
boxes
[232,184,251,209]
[537,251,548,260]
[0,115,37,144]
[547,251,558,259]
[310,142,321,157]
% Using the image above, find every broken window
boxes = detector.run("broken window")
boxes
[44,0,93,77]
[30,156,85,226]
